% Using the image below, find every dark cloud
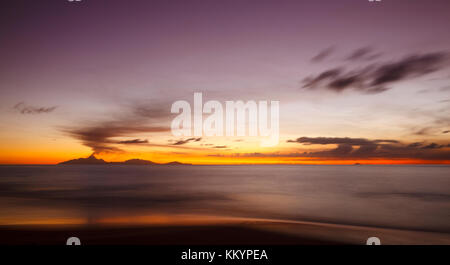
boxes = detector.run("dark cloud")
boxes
[405,142,448,150]
[287,137,398,146]
[14,102,57,114]
[407,142,423,148]
[66,123,167,153]
[213,145,228,149]
[421,143,446,149]
[118,139,149,144]
[282,136,450,160]
[302,68,342,89]
[287,137,388,158]
[443,130,450,134]
[371,53,445,86]
[63,104,171,154]
[303,51,448,94]
[311,47,335,62]
[172,138,202,145]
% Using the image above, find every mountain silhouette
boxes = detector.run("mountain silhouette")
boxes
[59,154,107,165]
[113,159,158,165]
[59,154,189,165]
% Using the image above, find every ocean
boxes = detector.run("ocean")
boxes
[0,165,448,233]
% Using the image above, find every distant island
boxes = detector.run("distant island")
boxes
[58,154,190,165]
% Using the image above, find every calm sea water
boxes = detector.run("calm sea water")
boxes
[0,165,449,233]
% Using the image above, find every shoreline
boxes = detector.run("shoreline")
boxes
[1,218,448,245]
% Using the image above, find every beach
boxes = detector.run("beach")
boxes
[1,218,449,245]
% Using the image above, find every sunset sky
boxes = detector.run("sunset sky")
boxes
[0,0,449,164]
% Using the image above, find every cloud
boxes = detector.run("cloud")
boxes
[287,137,399,158]
[303,51,448,94]
[311,47,335,62]
[371,53,445,86]
[213,145,228,149]
[283,136,450,160]
[302,68,342,89]
[345,46,380,61]
[421,143,447,149]
[118,139,149,144]
[66,123,168,153]
[171,138,202,145]
[407,142,423,148]
[413,127,433,136]
[63,103,171,154]
[287,137,398,145]
[14,102,57,114]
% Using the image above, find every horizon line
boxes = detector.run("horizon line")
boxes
[1,162,449,166]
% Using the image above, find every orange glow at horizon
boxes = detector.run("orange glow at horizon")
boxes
[1,150,449,165]
[1,132,449,165]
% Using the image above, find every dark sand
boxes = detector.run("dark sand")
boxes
[0,224,336,245]
[1,219,448,245]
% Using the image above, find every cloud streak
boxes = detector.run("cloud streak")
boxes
[287,137,398,145]
[118,139,149,144]
[303,51,448,94]
[311,47,335,62]
[14,102,57,114]
[171,138,202,145]
[284,136,450,160]
[345,46,380,61]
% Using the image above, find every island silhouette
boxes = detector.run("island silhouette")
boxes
[59,154,189,165]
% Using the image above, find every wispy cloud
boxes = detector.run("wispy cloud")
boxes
[287,137,398,145]
[14,102,57,114]
[345,46,380,61]
[311,47,335,62]
[413,127,434,136]
[118,139,149,144]
[421,143,449,149]
[171,138,202,145]
[212,145,228,149]
[303,51,448,94]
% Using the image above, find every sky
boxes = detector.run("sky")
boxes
[0,0,449,164]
